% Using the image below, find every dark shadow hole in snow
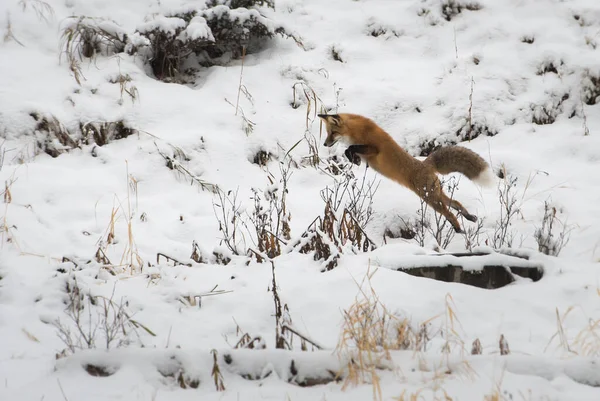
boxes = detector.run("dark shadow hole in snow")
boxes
[396,252,543,289]
[252,149,273,166]
[84,363,116,377]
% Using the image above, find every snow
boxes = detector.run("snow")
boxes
[177,16,215,43]
[138,16,188,36]
[1,0,600,400]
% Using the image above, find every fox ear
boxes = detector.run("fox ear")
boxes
[318,114,342,126]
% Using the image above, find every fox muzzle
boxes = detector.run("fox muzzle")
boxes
[323,137,337,147]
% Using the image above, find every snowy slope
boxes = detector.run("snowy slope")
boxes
[1,0,600,400]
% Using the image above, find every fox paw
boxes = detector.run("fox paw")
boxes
[344,148,361,166]
[462,213,478,223]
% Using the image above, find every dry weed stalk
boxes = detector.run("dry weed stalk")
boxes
[440,294,466,355]
[1,175,18,246]
[298,199,376,271]
[270,261,293,350]
[225,98,256,136]
[321,163,380,227]
[462,216,484,252]
[60,16,125,61]
[489,170,519,249]
[437,294,476,381]
[213,188,247,256]
[546,304,600,357]
[93,164,143,274]
[59,16,126,85]
[483,369,506,401]
[54,278,154,355]
[297,164,378,269]
[230,318,266,349]
[581,98,590,136]
[211,349,226,391]
[225,46,254,135]
[235,45,247,117]
[118,163,143,273]
[471,338,482,355]
[19,0,55,23]
[248,160,293,261]
[466,78,475,140]
[292,81,326,167]
[499,334,510,355]
[109,62,139,105]
[154,142,219,193]
[3,14,25,46]
[534,200,572,256]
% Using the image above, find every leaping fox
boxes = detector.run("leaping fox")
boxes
[318,113,494,233]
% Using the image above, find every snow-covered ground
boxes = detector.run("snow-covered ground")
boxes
[1,0,600,400]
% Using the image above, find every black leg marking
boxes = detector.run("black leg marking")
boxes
[345,147,361,165]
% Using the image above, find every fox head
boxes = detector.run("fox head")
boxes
[318,114,343,147]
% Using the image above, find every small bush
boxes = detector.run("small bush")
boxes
[61,16,127,60]
[61,1,296,83]
[534,201,572,256]
[251,149,273,166]
[455,120,498,142]
[32,114,78,157]
[329,45,344,63]
[80,121,136,146]
[441,0,482,22]
[521,35,535,44]
[132,2,292,81]
[31,113,137,157]
[530,93,570,125]
[536,59,564,76]
[366,19,401,39]
[53,276,152,356]
[489,174,519,249]
[295,166,378,271]
[418,138,447,157]
[581,70,600,106]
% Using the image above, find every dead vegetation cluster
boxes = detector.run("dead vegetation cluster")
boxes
[53,274,154,359]
[30,113,137,158]
[60,0,301,82]
[208,157,378,270]
[440,0,482,22]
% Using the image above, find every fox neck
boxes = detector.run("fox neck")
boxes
[336,133,358,146]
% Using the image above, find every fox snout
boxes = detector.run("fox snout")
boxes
[318,113,343,148]
[323,136,336,147]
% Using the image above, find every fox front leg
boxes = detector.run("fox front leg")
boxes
[344,147,362,166]
[344,144,377,166]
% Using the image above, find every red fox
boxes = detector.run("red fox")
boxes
[318,113,494,233]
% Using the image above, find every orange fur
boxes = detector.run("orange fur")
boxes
[318,113,493,233]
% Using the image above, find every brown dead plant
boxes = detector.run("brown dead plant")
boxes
[336,265,416,401]
[546,302,600,357]
[291,81,326,167]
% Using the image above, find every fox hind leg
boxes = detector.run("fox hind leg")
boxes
[425,196,464,233]
[419,184,463,233]
[443,195,478,223]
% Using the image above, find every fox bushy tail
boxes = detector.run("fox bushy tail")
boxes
[424,146,494,187]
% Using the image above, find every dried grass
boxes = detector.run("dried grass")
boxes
[93,164,143,274]
[546,302,600,357]
[336,265,416,401]
[291,81,326,167]
[19,0,55,23]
